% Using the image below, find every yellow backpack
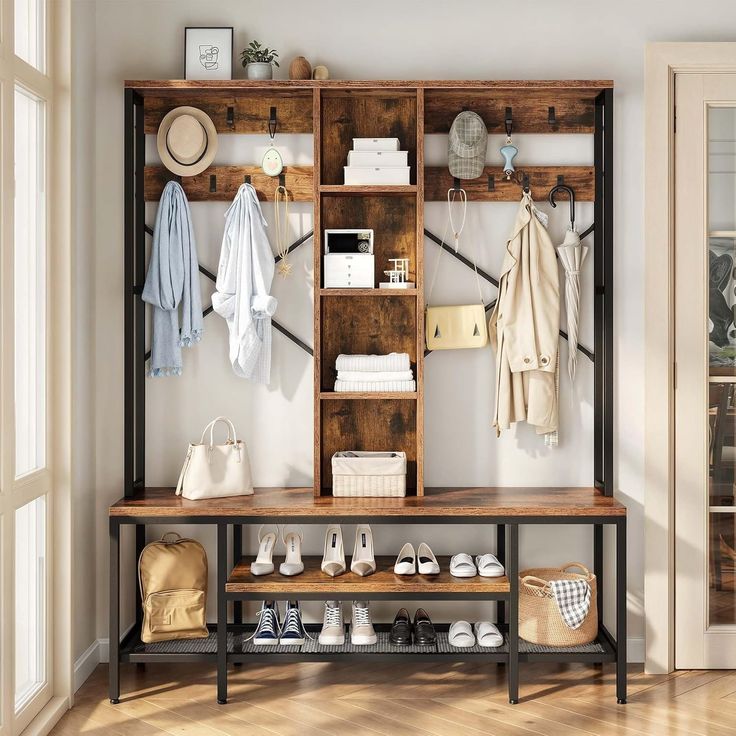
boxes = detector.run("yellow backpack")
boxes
[138,532,208,643]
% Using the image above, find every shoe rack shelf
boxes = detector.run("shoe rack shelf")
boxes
[226,556,510,598]
[116,79,623,707]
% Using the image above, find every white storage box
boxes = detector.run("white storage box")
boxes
[323,253,374,288]
[344,166,411,185]
[352,137,400,151]
[332,451,407,497]
[347,150,408,167]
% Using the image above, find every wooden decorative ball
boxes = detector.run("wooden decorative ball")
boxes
[312,65,329,80]
[289,56,312,80]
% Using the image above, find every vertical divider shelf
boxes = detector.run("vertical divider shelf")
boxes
[314,88,424,496]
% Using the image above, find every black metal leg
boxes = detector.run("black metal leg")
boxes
[135,524,146,629]
[497,525,506,624]
[616,518,627,704]
[109,519,120,704]
[594,524,603,625]
[217,522,228,704]
[233,525,243,624]
[508,524,519,704]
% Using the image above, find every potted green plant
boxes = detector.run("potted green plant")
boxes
[241,41,280,80]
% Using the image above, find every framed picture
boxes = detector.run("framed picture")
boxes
[184,27,233,80]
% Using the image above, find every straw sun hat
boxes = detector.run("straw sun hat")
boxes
[156,106,218,177]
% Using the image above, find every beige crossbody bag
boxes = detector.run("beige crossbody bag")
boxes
[425,187,488,350]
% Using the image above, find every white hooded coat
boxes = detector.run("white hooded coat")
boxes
[212,184,277,384]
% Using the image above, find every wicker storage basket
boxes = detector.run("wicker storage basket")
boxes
[519,562,598,646]
[331,451,406,497]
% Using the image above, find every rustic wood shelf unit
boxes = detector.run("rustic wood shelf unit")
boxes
[115,78,621,708]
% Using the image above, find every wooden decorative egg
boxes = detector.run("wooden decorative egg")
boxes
[289,56,312,80]
[312,65,329,80]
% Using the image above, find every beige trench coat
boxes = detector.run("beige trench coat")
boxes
[489,192,560,437]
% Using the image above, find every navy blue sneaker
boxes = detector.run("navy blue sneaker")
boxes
[253,600,280,645]
[279,600,307,645]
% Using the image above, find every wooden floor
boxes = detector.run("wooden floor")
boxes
[51,662,736,735]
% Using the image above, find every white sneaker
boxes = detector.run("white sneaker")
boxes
[318,601,345,645]
[350,601,377,645]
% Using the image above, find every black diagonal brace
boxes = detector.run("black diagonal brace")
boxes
[424,226,595,362]
[142,225,314,358]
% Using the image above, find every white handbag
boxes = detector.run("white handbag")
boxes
[175,417,254,500]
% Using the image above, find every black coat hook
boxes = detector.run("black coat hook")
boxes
[522,172,530,193]
[269,106,277,139]
[505,106,513,137]
[452,176,462,191]
[278,173,286,188]
[209,174,217,193]
[548,183,576,229]
[548,106,557,127]
[226,106,234,127]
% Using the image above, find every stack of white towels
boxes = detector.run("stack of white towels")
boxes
[334,352,416,392]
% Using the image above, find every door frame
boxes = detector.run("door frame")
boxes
[645,42,736,674]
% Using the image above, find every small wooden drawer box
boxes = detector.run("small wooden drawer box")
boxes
[323,253,374,288]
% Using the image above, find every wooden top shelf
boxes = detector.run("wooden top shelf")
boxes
[226,556,509,596]
[320,392,417,400]
[125,79,613,94]
[110,486,626,518]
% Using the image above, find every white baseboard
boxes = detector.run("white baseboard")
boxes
[628,637,645,663]
[74,640,100,692]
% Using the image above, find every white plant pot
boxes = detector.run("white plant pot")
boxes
[246,63,273,80]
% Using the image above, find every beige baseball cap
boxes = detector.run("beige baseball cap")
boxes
[157,106,218,177]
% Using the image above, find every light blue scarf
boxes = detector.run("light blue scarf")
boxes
[142,181,203,376]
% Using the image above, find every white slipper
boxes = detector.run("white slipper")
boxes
[448,620,475,648]
[474,621,503,648]
[475,553,505,578]
[417,542,440,575]
[449,553,477,578]
[394,542,416,575]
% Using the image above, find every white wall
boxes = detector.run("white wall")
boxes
[75,0,736,668]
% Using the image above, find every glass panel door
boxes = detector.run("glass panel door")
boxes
[708,107,736,628]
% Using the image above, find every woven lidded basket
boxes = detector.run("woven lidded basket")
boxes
[519,562,598,646]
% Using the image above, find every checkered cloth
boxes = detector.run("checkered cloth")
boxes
[448,111,487,180]
[549,578,591,629]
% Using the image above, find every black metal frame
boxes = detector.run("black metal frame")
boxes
[109,514,626,705]
[116,85,621,708]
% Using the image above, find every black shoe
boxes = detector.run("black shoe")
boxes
[413,608,436,646]
[389,607,412,646]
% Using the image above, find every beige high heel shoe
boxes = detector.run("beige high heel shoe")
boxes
[351,524,376,577]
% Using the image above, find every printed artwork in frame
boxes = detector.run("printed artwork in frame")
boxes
[184,27,233,80]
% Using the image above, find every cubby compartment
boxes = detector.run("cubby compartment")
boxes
[320,399,418,494]
[320,193,418,287]
[319,90,418,185]
[319,295,417,392]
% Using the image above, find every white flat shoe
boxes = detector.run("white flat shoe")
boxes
[448,620,475,648]
[475,553,505,578]
[250,525,278,576]
[394,542,416,575]
[417,542,440,575]
[321,525,346,577]
[474,621,503,647]
[449,553,477,578]
[279,525,304,576]
[351,524,376,577]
